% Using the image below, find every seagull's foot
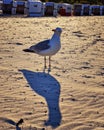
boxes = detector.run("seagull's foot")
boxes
[48,68,51,73]
[43,68,46,73]
[43,66,47,73]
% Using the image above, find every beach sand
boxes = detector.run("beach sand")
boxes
[0,16,104,130]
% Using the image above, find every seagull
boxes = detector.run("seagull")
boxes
[23,27,62,72]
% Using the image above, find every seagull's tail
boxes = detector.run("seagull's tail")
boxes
[23,49,34,53]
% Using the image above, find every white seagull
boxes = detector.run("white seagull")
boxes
[23,27,62,72]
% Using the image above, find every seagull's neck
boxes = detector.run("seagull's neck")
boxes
[51,33,60,41]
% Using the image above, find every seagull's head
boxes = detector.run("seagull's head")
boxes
[52,27,62,35]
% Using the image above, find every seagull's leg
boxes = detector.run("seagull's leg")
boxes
[48,56,51,72]
[43,56,47,72]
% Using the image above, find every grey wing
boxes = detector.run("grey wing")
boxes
[31,39,50,52]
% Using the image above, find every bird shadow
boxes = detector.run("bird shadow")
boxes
[19,69,62,128]
[0,117,21,130]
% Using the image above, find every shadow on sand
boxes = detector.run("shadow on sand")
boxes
[0,117,22,130]
[20,69,62,128]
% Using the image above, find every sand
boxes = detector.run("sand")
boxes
[0,16,104,130]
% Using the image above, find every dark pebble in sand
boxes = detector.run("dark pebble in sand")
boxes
[16,118,24,126]
[82,75,92,78]
[42,128,45,130]
[70,98,77,101]
[16,43,23,45]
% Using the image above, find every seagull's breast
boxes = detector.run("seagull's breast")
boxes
[39,38,61,56]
